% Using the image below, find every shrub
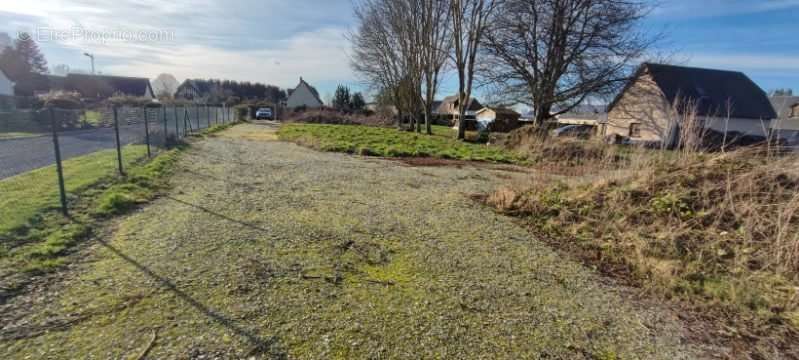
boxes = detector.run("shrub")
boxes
[284,109,394,127]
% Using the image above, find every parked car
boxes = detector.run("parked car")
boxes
[255,108,274,120]
[552,124,595,138]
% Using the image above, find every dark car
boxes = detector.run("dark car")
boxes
[552,124,595,139]
[255,108,274,120]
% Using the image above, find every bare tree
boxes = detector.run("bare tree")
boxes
[351,0,417,130]
[351,0,452,134]
[482,0,655,127]
[152,73,180,99]
[451,0,497,140]
[419,0,452,134]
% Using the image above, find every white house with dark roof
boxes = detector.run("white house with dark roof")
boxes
[0,67,14,96]
[286,77,323,109]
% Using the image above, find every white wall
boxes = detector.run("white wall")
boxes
[703,116,771,137]
[287,83,322,108]
[0,71,14,96]
[771,118,799,131]
[475,111,495,123]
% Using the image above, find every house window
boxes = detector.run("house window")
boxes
[629,123,642,138]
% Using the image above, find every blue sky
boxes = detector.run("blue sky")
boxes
[0,0,796,100]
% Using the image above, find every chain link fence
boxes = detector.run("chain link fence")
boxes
[0,104,235,217]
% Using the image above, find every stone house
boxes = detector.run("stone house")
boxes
[604,63,776,147]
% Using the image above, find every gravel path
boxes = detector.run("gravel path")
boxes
[0,123,703,359]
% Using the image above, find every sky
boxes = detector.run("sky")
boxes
[0,0,797,101]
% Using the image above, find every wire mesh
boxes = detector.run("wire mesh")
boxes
[0,103,234,220]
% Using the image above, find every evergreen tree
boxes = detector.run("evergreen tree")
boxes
[351,92,366,112]
[333,85,352,111]
[14,33,47,74]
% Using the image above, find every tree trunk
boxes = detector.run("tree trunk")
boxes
[424,109,432,135]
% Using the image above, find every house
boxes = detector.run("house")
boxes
[770,96,799,146]
[556,104,607,127]
[605,63,776,146]
[286,77,323,109]
[48,74,155,100]
[435,95,483,128]
[0,67,14,96]
[475,107,522,132]
[175,79,219,102]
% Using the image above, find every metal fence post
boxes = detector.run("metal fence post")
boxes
[206,104,210,128]
[143,106,151,158]
[162,106,168,147]
[184,106,192,134]
[49,107,69,216]
[195,106,200,130]
[113,106,125,176]
[174,105,179,138]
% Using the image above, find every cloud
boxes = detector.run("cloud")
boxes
[100,28,353,88]
[688,53,799,72]
[0,0,355,90]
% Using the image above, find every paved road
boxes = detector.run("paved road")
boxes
[0,117,217,180]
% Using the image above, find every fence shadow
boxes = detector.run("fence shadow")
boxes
[98,239,286,358]
[165,195,273,234]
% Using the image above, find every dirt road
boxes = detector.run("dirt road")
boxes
[0,123,702,359]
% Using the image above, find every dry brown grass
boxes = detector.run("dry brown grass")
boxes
[481,142,799,357]
[484,120,799,355]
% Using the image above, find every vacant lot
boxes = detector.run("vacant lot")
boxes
[1,124,701,359]
[278,123,524,164]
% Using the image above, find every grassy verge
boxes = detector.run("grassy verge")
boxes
[0,146,184,276]
[0,146,148,235]
[482,148,799,356]
[278,123,525,164]
[0,123,241,278]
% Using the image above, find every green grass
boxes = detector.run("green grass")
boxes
[0,145,188,276]
[0,146,148,235]
[80,110,103,126]
[0,122,237,276]
[278,123,525,164]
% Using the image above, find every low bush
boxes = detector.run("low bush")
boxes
[496,125,628,167]
[284,109,394,127]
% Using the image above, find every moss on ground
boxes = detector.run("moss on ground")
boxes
[0,124,698,359]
